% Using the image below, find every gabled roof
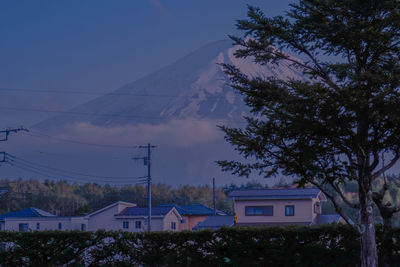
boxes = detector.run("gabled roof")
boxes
[229,188,322,200]
[160,204,221,216]
[0,207,56,220]
[116,206,175,217]
[193,215,234,230]
[160,204,226,216]
[87,201,135,217]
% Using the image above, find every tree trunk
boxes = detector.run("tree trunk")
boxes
[360,195,378,267]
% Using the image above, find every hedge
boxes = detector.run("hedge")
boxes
[0,225,399,266]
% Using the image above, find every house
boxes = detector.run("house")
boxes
[192,215,235,230]
[0,207,88,232]
[229,188,344,226]
[115,206,182,232]
[160,204,224,231]
[86,201,136,231]
[87,201,182,232]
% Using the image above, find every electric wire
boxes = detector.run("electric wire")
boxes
[6,154,148,183]
[8,160,148,184]
[25,130,139,149]
[7,153,143,179]
[8,162,147,185]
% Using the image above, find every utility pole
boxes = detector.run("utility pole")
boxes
[213,177,217,215]
[133,143,156,232]
[0,127,29,142]
[0,127,28,164]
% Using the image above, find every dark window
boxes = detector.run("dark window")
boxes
[135,221,141,229]
[58,222,62,230]
[123,221,129,229]
[245,206,273,216]
[36,223,40,230]
[171,221,176,230]
[81,224,86,231]
[18,223,28,232]
[285,205,295,216]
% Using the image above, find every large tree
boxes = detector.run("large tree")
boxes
[218,1,400,266]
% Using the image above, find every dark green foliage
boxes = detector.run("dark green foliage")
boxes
[0,225,398,266]
[0,179,232,216]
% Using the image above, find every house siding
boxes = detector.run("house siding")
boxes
[235,199,314,225]
[162,210,181,232]
[87,202,135,231]
[1,217,87,231]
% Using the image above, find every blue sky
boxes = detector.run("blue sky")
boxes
[0,0,293,95]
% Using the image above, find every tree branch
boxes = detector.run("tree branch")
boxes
[331,181,360,209]
[307,178,357,229]
[371,152,400,180]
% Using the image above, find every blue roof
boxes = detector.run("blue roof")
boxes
[193,216,234,230]
[229,188,321,200]
[117,206,174,216]
[0,207,56,220]
[159,204,221,216]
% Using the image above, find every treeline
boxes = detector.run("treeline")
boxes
[1,176,400,226]
[0,179,231,216]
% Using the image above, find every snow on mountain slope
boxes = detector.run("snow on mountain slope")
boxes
[35,40,307,132]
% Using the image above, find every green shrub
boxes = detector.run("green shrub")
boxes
[0,225,398,266]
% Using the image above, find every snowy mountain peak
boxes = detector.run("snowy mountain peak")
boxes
[35,40,306,131]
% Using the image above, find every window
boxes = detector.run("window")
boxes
[36,223,40,230]
[135,221,141,229]
[123,221,129,229]
[171,221,176,230]
[18,223,28,232]
[58,223,62,230]
[285,205,295,216]
[245,206,273,216]
[81,224,86,231]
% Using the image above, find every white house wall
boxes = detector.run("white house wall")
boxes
[2,217,87,231]
[162,210,181,232]
[87,202,136,231]
[87,205,121,231]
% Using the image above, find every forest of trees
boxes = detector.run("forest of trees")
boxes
[0,179,232,216]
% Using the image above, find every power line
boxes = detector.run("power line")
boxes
[26,130,139,149]
[8,160,148,183]
[7,154,143,180]
[6,153,148,183]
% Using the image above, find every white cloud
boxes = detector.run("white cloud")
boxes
[57,119,224,148]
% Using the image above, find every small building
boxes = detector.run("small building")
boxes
[229,188,344,226]
[86,201,136,231]
[193,215,234,230]
[160,204,224,231]
[0,207,88,232]
[115,206,182,232]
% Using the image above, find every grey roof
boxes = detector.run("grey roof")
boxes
[229,188,321,200]
[193,216,234,230]
[313,214,343,225]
